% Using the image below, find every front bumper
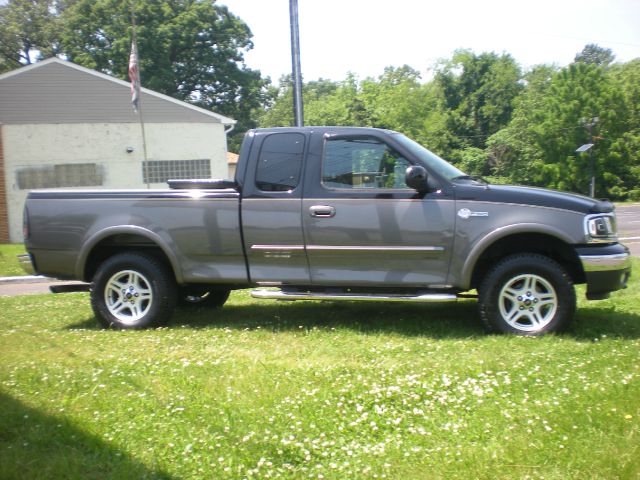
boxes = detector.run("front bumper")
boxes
[577,244,632,300]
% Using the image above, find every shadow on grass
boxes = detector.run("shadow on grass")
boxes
[570,305,640,340]
[192,300,486,338]
[68,299,485,339]
[66,297,640,340]
[0,392,175,480]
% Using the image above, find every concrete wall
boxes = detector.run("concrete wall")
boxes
[3,122,228,243]
[0,124,8,243]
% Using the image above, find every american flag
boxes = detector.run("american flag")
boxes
[128,40,141,112]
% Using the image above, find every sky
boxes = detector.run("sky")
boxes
[219,0,640,83]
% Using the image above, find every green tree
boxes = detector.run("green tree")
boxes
[260,48,638,200]
[574,43,615,67]
[457,147,489,177]
[258,75,297,127]
[59,0,269,148]
[486,65,557,184]
[0,0,61,72]
[260,65,445,154]
[534,63,628,195]
[488,59,635,198]
[434,50,523,156]
[260,74,362,128]
[610,59,640,131]
[0,56,15,74]
[359,66,427,134]
[300,78,348,126]
[607,59,640,199]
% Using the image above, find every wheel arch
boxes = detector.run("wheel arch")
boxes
[77,226,183,284]
[462,226,584,291]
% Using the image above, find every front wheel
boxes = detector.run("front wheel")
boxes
[91,252,177,329]
[478,254,576,335]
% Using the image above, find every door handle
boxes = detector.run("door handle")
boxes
[309,205,336,218]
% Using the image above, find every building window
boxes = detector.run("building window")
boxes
[143,159,211,184]
[17,163,104,189]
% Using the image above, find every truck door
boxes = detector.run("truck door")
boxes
[302,133,455,287]
[240,131,311,285]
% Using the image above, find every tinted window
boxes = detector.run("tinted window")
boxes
[255,133,305,192]
[322,137,411,189]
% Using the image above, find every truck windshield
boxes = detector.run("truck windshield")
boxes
[392,133,466,181]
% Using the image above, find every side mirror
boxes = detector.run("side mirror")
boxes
[405,165,429,193]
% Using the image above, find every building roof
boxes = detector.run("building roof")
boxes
[0,58,236,125]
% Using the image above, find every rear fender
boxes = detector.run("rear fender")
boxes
[76,226,183,283]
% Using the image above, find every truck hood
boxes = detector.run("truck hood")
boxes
[453,183,614,214]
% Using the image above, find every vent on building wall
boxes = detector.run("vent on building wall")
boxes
[143,159,211,184]
[17,163,104,189]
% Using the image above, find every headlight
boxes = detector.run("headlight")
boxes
[585,214,617,242]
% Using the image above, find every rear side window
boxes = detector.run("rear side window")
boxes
[322,137,411,189]
[255,133,305,192]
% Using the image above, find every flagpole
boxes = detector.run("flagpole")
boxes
[130,1,150,189]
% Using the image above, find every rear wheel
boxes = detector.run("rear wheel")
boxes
[478,254,575,335]
[91,252,177,329]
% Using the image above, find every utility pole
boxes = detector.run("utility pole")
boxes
[289,0,304,127]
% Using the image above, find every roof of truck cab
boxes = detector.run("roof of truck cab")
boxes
[249,126,399,135]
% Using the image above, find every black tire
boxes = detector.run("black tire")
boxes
[90,252,177,329]
[478,253,576,336]
[178,287,230,308]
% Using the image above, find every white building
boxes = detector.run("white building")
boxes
[0,58,235,243]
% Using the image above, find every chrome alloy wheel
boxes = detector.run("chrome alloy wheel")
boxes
[498,273,558,332]
[104,270,153,325]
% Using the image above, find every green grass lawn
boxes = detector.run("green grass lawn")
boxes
[0,260,638,479]
[0,244,26,277]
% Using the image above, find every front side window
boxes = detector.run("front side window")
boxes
[322,137,411,189]
[255,133,305,192]
[392,133,465,181]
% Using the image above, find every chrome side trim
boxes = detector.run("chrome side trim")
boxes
[579,252,631,273]
[251,289,457,303]
[306,245,445,252]
[251,245,305,251]
[251,245,445,252]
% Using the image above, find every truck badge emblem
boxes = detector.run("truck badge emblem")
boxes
[458,208,489,219]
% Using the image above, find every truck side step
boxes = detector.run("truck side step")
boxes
[50,283,92,294]
[251,289,458,303]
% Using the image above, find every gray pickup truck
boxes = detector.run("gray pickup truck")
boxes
[22,127,631,335]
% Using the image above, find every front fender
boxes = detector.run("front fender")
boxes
[459,223,576,289]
